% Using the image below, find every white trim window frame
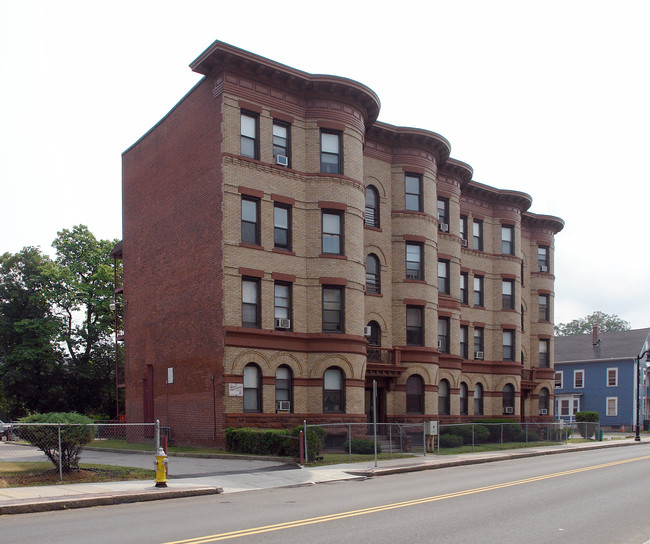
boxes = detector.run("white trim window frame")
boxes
[607,367,618,387]
[606,396,618,417]
[554,371,563,389]
[574,369,585,389]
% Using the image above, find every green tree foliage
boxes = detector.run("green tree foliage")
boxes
[20,412,95,471]
[0,248,68,416]
[555,311,631,336]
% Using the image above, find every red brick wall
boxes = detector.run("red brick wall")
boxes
[122,78,225,445]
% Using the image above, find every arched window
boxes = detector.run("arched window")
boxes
[243,364,262,412]
[474,383,484,415]
[275,365,293,413]
[366,320,382,362]
[406,375,424,414]
[503,383,515,415]
[323,367,345,413]
[460,382,468,416]
[366,254,381,294]
[438,379,450,415]
[365,185,380,228]
[539,387,550,415]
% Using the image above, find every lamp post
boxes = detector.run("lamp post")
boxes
[635,349,650,442]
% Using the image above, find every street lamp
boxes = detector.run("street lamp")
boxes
[635,349,650,442]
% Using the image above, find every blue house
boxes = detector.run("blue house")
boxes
[554,327,650,430]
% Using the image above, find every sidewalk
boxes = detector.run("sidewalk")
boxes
[1,437,646,515]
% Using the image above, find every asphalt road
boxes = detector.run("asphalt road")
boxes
[3,445,650,544]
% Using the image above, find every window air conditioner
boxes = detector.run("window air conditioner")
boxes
[275,318,291,329]
[439,223,449,232]
[474,351,484,360]
[539,265,548,272]
[275,155,289,167]
[461,239,468,247]
[276,401,290,412]
[364,326,372,336]
[504,407,514,414]
[539,409,548,415]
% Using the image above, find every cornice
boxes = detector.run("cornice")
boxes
[522,211,565,234]
[464,180,533,212]
[367,121,451,163]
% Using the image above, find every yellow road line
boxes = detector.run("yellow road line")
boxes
[164,454,650,543]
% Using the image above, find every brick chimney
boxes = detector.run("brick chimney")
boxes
[592,326,600,346]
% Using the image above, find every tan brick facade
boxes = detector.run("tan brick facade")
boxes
[121,40,563,445]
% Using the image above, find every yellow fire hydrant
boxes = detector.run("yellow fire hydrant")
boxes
[154,447,168,488]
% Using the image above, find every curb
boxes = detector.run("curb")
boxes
[0,486,222,516]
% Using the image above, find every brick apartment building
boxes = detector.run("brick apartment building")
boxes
[118,40,564,445]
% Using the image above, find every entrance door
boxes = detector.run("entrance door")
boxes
[365,386,385,434]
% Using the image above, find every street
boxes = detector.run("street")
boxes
[2,445,650,544]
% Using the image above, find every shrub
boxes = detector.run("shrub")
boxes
[526,430,540,442]
[439,434,464,448]
[451,424,490,445]
[575,411,599,422]
[224,426,327,459]
[343,438,381,454]
[20,412,95,472]
[288,426,326,459]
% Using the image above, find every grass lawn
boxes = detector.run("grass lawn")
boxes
[0,461,154,488]
[86,438,230,456]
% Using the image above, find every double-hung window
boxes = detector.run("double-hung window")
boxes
[406,306,424,346]
[460,325,469,359]
[274,204,291,250]
[474,327,484,357]
[405,173,422,212]
[241,197,260,246]
[242,278,260,328]
[473,275,484,307]
[274,282,292,330]
[574,370,584,388]
[538,246,549,272]
[460,272,468,304]
[502,279,514,310]
[437,197,449,230]
[320,130,342,174]
[322,211,343,255]
[272,121,290,166]
[539,294,550,321]
[606,397,618,416]
[472,219,483,251]
[322,286,344,333]
[554,371,563,388]
[323,367,345,412]
[501,225,514,255]
[607,368,618,387]
[365,186,380,228]
[438,260,450,295]
[460,215,468,246]
[240,111,259,159]
[243,364,262,412]
[366,254,381,294]
[503,330,514,361]
[539,339,550,367]
[406,243,423,280]
[438,317,450,353]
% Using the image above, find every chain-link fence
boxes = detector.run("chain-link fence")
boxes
[0,422,159,485]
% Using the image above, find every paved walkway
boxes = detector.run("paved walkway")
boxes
[1,437,647,515]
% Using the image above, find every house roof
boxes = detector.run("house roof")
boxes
[554,328,650,363]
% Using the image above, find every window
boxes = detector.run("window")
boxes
[322,211,343,255]
[574,370,584,388]
[460,272,468,304]
[366,254,381,294]
[275,365,293,412]
[406,306,424,346]
[539,388,550,414]
[365,186,380,228]
[501,225,514,255]
[474,384,484,415]
[472,219,483,251]
[320,130,342,174]
[437,197,449,229]
[502,279,514,310]
[242,278,260,328]
[241,197,260,245]
[438,379,450,415]
[406,242,423,280]
[503,384,515,414]
[538,246,549,271]
[473,327,484,356]
[473,276,484,307]
[274,282,292,330]
[366,321,382,361]
[539,294,550,321]
[406,375,424,414]
[460,325,469,359]
[243,364,262,412]
[240,111,259,159]
[559,399,570,417]
[503,330,514,361]
[607,368,618,387]
[405,173,422,212]
[272,121,290,165]
[460,382,469,415]
[273,204,291,250]
[460,215,468,245]
[539,339,550,368]
[323,367,344,412]
[438,260,450,294]
[554,371,563,389]
[606,397,618,417]
[438,317,450,354]
[322,286,344,333]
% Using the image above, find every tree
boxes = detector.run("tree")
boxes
[555,311,631,336]
[0,248,69,417]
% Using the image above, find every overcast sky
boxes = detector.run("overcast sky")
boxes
[1,0,649,329]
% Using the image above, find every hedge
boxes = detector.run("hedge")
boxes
[224,426,326,458]
[342,438,381,454]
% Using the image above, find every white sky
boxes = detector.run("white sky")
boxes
[1,0,649,328]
